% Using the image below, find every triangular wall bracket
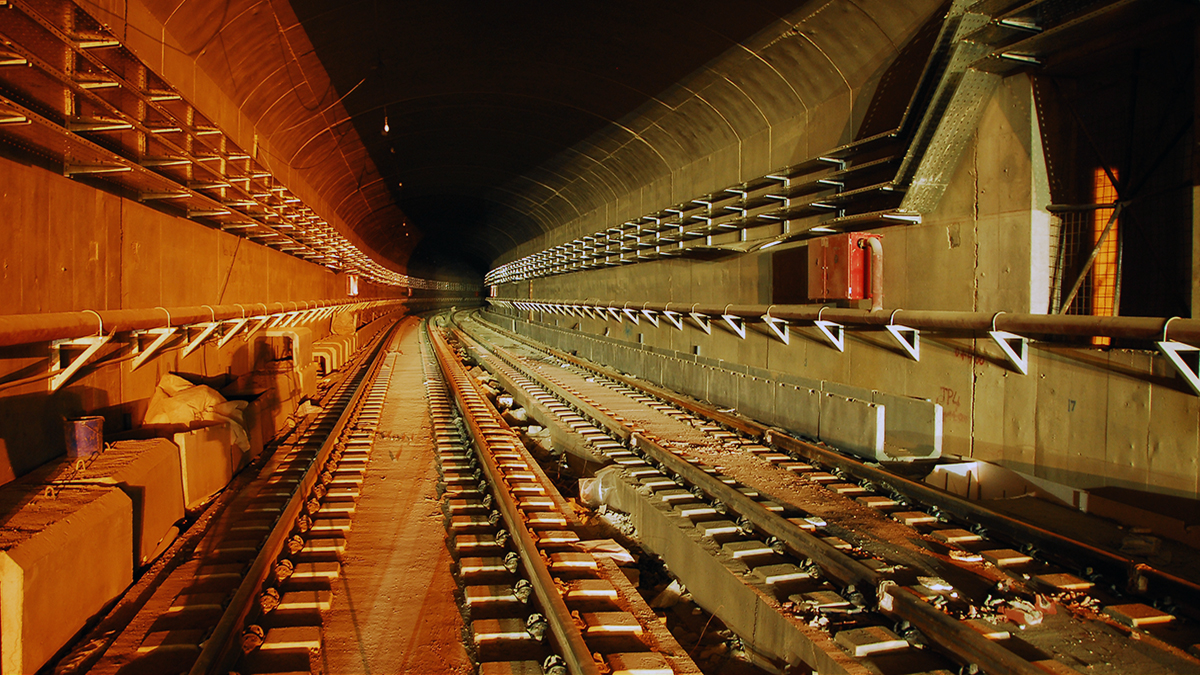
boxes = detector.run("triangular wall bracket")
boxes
[989,330,1029,375]
[721,315,746,339]
[607,307,623,323]
[217,318,250,348]
[244,315,272,342]
[131,327,179,371]
[662,311,684,330]
[762,315,789,345]
[1157,341,1200,396]
[49,334,114,392]
[689,312,712,334]
[814,320,845,352]
[623,308,640,324]
[641,310,659,327]
[886,324,920,361]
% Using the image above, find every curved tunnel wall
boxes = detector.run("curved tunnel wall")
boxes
[494,0,947,266]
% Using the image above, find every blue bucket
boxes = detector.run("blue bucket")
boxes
[65,416,104,458]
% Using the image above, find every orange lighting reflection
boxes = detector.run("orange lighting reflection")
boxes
[1091,168,1118,346]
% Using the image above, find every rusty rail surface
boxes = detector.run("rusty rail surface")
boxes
[426,321,602,675]
[479,312,1200,609]
[459,316,1041,675]
[188,319,399,674]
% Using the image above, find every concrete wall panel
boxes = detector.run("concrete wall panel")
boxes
[819,393,885,461]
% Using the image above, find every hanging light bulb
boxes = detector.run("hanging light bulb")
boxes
[382,115,390,136]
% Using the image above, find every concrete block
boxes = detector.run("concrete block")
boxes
[776,384,820,439]
[174,420,243,510]
[1103,603,1174,627]
[313,334,357,375]
[1034,573,1093,592]
[581,611,643,635]
[981,549,1033,567]
[834,626,908,657]
[891,511,938,526]
[261,328,317,399]
[564,579,617,601]
[930,529,982,545]
[722,539,774,559]
[607,652,672,675]
[857,496,899,509]
[472,618,533,644]
[872,391,943,460]
[696,520,741,537]
[753,563,810,585]
[263,327,314,368]
[261,625,321,651]
[57,439,185,565]
[795,590,851,609]
[818,393,885,461]
[0,486,133,674]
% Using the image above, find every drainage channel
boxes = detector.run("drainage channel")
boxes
[452,310,1200,675]
[424,316,702,675]
[88,320,399,675]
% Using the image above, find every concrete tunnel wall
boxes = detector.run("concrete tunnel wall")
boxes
[0,155,403,484]
[72,0,416,271]
[498,74,1200,500]
[494,0,949,266]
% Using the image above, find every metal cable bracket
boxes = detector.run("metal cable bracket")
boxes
[622,303,640,325]
[49,333,114,392]
[1156,317,1200,396]
[884,308,920,361]
[988,311,1030,375]
[640,302,659,327]
[814,306,845,352]
[762,305,790,345]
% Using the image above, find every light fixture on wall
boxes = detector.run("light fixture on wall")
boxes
[382,114,390,136]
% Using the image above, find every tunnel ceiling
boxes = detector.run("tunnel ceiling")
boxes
[287,1,816,279]
[132,1,943,282]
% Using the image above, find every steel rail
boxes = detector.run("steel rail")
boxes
[765,431,1200,609]
[427,323,601,675]
[475,312,1200,617]
[625,433,1042,675]
[452,328,610,467]
[188,318,399,674]
[0,297,464,347]
[461,322,1041,674]
[488,298,1200,343]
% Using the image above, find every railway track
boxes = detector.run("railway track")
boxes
[85,320,399,675]
[450,310,1200,675]
[423,315,702,675]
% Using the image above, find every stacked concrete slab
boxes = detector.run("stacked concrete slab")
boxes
[51,439,185,565]
[313,333,359,375]
[0,484,132,674]
[262,328,318,398]
[174,420,247,510]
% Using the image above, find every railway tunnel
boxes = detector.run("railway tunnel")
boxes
[1,0,1199,673]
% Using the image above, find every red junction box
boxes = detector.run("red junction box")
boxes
[807,232,881,301]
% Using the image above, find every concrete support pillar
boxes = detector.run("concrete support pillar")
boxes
[975,73,1052,314]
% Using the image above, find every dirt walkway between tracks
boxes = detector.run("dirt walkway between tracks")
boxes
[321,316,470,675]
